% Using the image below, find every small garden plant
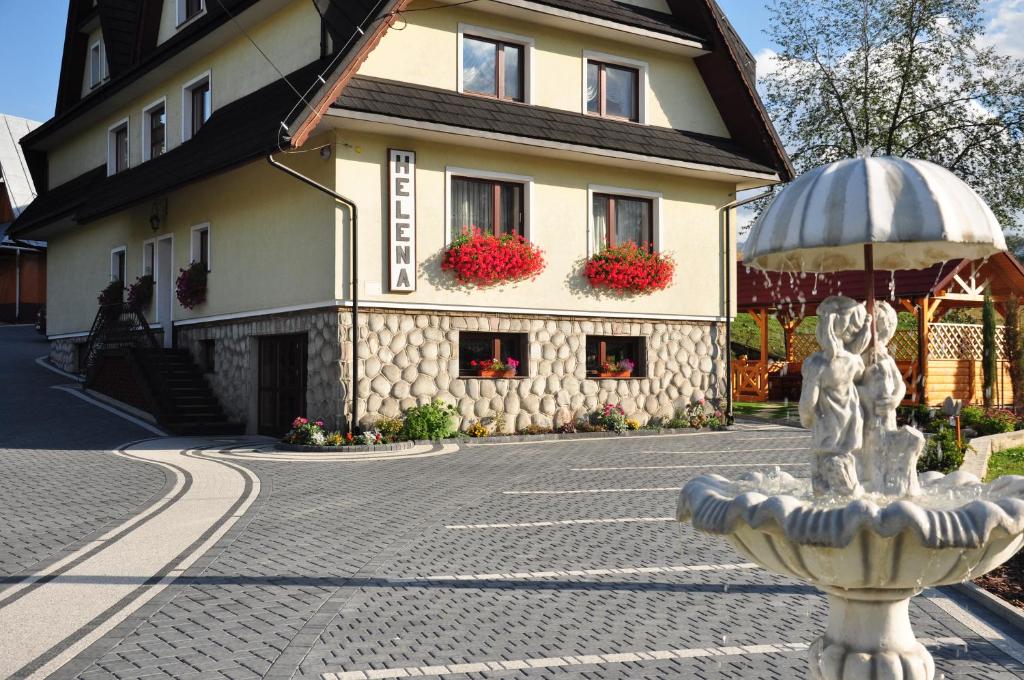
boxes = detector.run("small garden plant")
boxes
[593,403,628,434]
[176,261,208,310]
[402,400,458,440]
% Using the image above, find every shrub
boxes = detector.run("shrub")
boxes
[519,424,553,435]
[558,419,578,434]
[917,425,967,474]
[374,416,404,442]
[983,292,997,408]
[176,261,208,310]
[961,405,1019,436]
[625,418,641,431]
[402,400,458,440]
[284,417,328,445]
[465,421,490,438]
[576,420,607,433]
[583,242,675,294]
[442,228,546,287]
[126,275,154,309]
[593,403,628,434]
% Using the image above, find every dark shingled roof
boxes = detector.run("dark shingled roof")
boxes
[530,0,705,43]
[333,76,777,175]
[96,0,146,77]
[10,59,332,236]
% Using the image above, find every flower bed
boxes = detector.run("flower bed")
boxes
[584,242,675,294]
[442,228,545,287]
[176,261,208,310]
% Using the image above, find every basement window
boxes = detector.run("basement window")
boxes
[459,332,528,378]
[586,336,647,378]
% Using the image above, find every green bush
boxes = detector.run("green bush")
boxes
[402,400,458,440]
[917,425,967,474]
[374,416,404,442]
[961,406,1019,435]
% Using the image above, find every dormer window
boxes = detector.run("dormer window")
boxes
[107,119,130,175]
[89,40,107,89]
[178,0,205,26]
[182,73,211,141]
[584,52,648,124]
[458,25,533,104]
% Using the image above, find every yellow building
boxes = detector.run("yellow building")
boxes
[11,0,791,435]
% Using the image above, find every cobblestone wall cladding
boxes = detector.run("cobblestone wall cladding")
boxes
[59,307,726,432]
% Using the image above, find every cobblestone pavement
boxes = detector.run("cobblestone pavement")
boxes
[65,426,1024,680]
[0,326,165,578]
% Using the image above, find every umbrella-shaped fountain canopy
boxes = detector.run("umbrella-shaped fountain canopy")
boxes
[743,156,1006,273]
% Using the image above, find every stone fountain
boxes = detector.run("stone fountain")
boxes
[678,156,1024,680]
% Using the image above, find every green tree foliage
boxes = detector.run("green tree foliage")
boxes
[983,291,998,407]
[1006,296,1024,414]
[763,0,1024,234]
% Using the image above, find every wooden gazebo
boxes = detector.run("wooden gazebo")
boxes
[734,252,1024,406]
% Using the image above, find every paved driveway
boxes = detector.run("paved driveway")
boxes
[3,323,1024,679]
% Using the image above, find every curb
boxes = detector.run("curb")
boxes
[952,582,1024,632]
[459,427,728,446]
[960,430,1024,479]
[275,441,415,454]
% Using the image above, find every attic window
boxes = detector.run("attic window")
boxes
[178,0,205,26]
[89,41,107,88]
[583,52,648,124]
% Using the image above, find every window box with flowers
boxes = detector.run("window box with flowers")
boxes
[126,274,154,310]
[442,227,545,287]
[598,358,635,379]
[176,260,207,310]
[471,357,520,378]
[584,242,675,295]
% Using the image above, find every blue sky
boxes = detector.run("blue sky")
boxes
[0,1,1016,123]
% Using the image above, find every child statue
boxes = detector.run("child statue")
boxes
[857,301,923,497]
[799,296,871,497]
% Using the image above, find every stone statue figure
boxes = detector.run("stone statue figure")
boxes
[857,301,923,496]
[799,296,871,496]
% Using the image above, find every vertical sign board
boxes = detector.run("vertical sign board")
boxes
[389,149,416,292]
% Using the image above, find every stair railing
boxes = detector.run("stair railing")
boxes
[83,302,160,387]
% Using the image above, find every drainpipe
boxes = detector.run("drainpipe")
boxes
[267,154,361,435]
[15,249,21,323]
[719,190,774,424]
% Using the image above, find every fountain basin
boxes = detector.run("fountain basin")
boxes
[678,471,1024,679]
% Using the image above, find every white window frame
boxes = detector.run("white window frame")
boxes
[586,184,662,257]
[107,117,130,176]
[142,97,168,162]
[89,40,107,88]
[582,50,649,125]
[190,223,211,271]
[181,70,212,142]
[177,0,207,27]
[110,246,127,283]
[444,167,534,245]
[457,24,535,105]
[142,239,156,278]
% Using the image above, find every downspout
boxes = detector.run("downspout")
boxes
[15,249,21,322]
[718,190,773,424]
[267,154,361,435]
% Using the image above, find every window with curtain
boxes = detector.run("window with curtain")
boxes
[592,193,653,252]
[463,36,524,102]
[147,104,166,160]
[586,61,639,122]
[451,177,525,240]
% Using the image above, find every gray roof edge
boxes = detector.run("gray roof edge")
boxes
[0,114,42,217]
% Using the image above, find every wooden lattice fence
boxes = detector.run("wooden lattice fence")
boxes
[789,330,919,362]
[930,323,1007,361]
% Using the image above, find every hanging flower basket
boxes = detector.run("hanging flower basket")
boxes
[584,242,675,294]
[126,275,154,309]
[176,261,208,310]
[97,280,123,306]
[442,228,545,287]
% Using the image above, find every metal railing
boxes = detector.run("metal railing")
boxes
[83,302,160,387]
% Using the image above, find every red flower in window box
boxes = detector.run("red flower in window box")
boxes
[584,242,675,294]
[442,227,546,287]
[470,357,519,378]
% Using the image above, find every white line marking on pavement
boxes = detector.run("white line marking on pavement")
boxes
[572,463,805,472]
[53,385,168,436]
[628,448,810,454]
[446,517,675,529]
[320,637,965,679]
[205,443,461,463]
[504,487,678,495]
[409,563,760,581]
[34,355,84,382]
[0,439,260,679]
[926,589,1024,665]
[472,432,808,448]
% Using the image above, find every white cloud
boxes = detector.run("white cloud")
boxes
[755,47,782,80]
[985,0,1024,58]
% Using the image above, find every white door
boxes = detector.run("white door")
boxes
[156,236,173,348]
